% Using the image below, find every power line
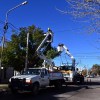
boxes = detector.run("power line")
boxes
[0,20,4,25]
[8,23,20,32]
[73,52,100,55]
[54,26,86,33]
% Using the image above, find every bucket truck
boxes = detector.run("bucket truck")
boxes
[57,44,84,84]
[8,29,65,95]
[36,28,54,70]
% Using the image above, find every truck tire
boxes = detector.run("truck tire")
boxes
[32,83,39,95]
[80,77,84,85]
[54,81,62,89]
[10,88,18,94]
[73,77,77,84]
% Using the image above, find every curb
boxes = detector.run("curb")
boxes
[0,84,8,88]
[0,84,8,91]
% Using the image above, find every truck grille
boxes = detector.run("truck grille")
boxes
[11,78,26,88]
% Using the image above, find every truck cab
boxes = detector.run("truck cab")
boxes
[9,67,65,95]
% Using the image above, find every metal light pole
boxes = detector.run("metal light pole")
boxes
[0,1,28,80]
[2,1,28,51]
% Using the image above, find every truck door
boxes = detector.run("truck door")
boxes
[40,69,49,86]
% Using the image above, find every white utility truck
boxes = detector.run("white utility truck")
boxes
[57,44,84,84]
[8,29,65,95]
[9,67,64,94]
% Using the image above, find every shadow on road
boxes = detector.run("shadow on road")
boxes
[84,82,100,85]
[0,81,100,100]
[67,81,100,85]
[0,85,85,100]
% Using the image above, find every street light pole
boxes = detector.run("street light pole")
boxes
[0,1,28,70]
[5,1,28,25]
[2,1,28,54]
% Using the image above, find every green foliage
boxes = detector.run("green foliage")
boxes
[46,47,59,59]
[91,64,100,75]
[1,25,59,71]
[82,69,87,76]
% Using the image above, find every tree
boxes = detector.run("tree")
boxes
[57,0,100,33]
[82,69,87,76]
[46,47,59,59]
[91,64,100,75]
[1,25,59,71]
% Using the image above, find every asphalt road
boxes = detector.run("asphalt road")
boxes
[0,77,100,100]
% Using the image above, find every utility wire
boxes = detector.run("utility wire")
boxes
[0,20,4,25]
[8,23,20,32]
[54,26,86,32]
[73,52,100,54]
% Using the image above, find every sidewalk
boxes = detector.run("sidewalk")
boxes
[0,84,8,88]
[0,84,8,92]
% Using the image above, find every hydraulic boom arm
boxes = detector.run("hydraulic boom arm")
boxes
[36,28,54,69]
[57,44,75,67]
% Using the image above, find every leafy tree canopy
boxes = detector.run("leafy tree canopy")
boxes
[91,64,100,75]
[57,0,100,33]
[1,25,59,71]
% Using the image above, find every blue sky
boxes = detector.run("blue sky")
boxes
[0,0,100,69]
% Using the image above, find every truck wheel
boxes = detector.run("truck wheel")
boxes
[73,78,77,85]
[32,83,39,95]
[10,88,18,94]
[80,77,84,85]
[54,81,62,89]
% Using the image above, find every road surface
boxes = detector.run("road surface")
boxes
[0,77,100,100]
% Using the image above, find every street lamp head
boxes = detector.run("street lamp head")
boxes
[22,1,28,5]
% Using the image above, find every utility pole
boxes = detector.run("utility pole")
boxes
[25,32,29,71]
[0,1,28,69]
[0,1,28,82]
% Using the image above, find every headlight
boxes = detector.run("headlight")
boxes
[25,79,32,83]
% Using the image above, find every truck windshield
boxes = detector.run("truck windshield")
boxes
[21,69,41,75]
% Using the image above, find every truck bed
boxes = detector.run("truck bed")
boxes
[49,72,63,80]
